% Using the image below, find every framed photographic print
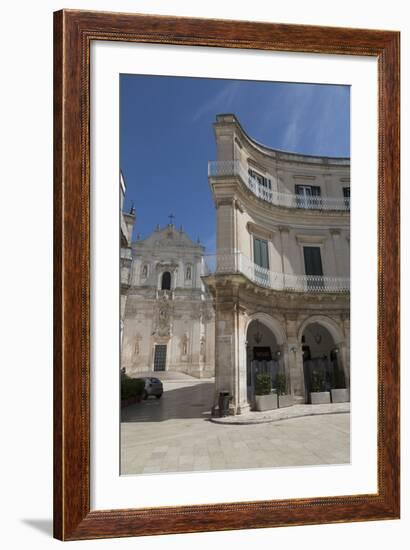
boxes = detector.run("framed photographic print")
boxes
[54,9,400,541]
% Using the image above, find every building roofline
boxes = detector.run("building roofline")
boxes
[131,224,206,252]
[214,113,350,164]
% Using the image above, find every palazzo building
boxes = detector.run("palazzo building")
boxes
[121,222,215,378]
[203,114,350,414]
[120,172,136,343]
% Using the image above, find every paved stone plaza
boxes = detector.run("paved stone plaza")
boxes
[121,375,350,475]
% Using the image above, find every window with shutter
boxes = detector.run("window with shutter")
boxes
[343,186,350,208]
[248,168,271,189]
[303,246,323,276]
[253,237,269,269]
[295,184,322,208]
[303,246,324,289]
[253,237,269,286]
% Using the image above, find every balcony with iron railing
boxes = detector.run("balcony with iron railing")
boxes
[120,247,132,261]
[202,252,349,293]
[208,160,350,212]
[156,289,174,300]
[121,267,131,286]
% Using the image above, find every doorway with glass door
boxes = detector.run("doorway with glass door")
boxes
[153,344,167,371]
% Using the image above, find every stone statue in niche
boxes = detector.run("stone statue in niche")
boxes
[134,333,142,356]
[181,333,189,356]
[158,307,169,334]
[200,336,206,358]
[186,265,191,280]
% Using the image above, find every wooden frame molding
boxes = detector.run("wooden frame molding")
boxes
[54,9,400,541]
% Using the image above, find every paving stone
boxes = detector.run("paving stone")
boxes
[121,379,350,475]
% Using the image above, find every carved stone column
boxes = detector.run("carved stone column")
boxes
[235,305,250,414]
[287,343,305,402]
[339,314,350,388]
[279,226,291,274]
[285,315,306,402]
[336,341,350,389]
[213,287,236,414]
[215,198,235,255]
[213,282,250,415]
[330,228,342,277]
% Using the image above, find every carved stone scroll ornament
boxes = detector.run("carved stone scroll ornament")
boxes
[153,296,172,337]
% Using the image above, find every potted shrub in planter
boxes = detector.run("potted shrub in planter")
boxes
[310,370,331,404]
[275,373,293,408]
[121,372,145,408]
[330,388,350,403]
[254,374,278,412]
[330,367,350,402]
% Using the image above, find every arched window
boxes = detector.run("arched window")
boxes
[161,271,171,290]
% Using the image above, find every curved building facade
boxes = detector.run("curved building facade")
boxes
[203,114,350,414]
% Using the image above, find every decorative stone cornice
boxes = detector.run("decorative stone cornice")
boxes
[247,157,268,173]
[293,174,316,180]
[155,261,178,272]
[235,199,245,213]
[295,234,327,245]
[215,197,234,208]
[247,221,275,240]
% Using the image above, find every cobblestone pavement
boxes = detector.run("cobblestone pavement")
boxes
[121,378,350,475]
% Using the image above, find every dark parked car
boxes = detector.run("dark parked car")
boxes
[139,377,163,399]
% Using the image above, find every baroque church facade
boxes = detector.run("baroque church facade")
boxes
[121,221,215,378]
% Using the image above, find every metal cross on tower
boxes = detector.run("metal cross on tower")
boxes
[168,213,175,225]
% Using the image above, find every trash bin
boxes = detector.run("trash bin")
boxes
[218,391,231,417]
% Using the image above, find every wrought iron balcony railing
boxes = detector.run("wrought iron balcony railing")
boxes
[208,160,350,212]
[202,252,349,293]
[156,289,174,300]
[120,247,132,261]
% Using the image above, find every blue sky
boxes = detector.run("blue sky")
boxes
[120,75,350,254]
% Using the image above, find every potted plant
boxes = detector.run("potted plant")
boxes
[121,372,146,408]
[330,367,350,402]
[254,374,278,412]
[310,369,331,404]
[275,373,294,408]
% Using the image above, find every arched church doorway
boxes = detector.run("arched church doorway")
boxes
[246,319,285,404]
[301,321,345,401]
